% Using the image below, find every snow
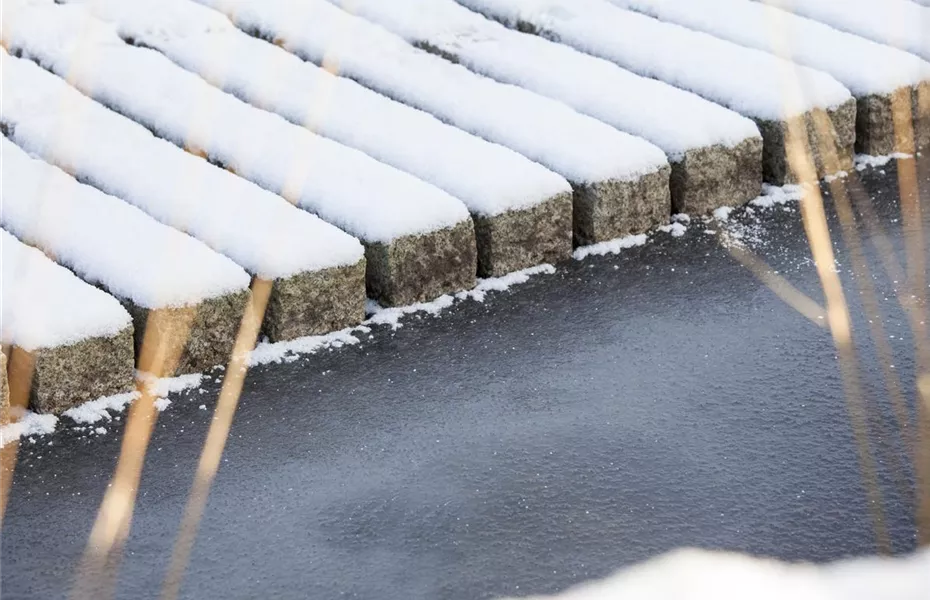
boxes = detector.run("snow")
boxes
[60,372,202,425]
[854,153,914,171]
[713,206,735,222]
[3,0,469,245]
[607,0,930,98]
[456,264,556,302]
[195,0,670,185]
[572,234,649,260]
[1,138,250,309]
[58,0,570,218]
[764,0,930,63]
[0,411,58,447]
[519,547,930,600]
[366,296,457,330]
[323,0,759,161]
[658,222,687,237]
[0,229,132,351]
[137,372,204,396]
[248,328,367,366]
[459,0,853,121]
[62,391,140,424]
[0,49,364,280]
[750,184,805,208]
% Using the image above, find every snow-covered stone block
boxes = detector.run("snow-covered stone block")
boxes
[764,0,930,63]
[608,0,930,155]
[3,0,477,306]
[326,0,763,215]
[195,0,673,245]
[1,230,135,414]
[1,50,367,340]
[1,138,252,374]
[460,0,857,184]
[60,0,575,277]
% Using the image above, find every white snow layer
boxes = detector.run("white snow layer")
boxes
[0,411,58,447]
[1,138,250,309]
[607,0,930,98]
[509,548,930,600]
[763,0,930,63]
[56,0,570,218]
[458,0,853,121]
[323,0,760,160]
[0,229,132,351]
[194,0,670,184]
[2,0,469,244]
[0,50,364,280]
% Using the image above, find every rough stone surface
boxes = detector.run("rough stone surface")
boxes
[124,290,249,376]
[918,81,930,149]
[856,83,930,155]
[262,260,368,342]
[365,220,477,306]
[1,352,9,426]
[758,98,857,185]
[12,326,136,415]
[669,136,763,215]
[572,167,672,246]
[473,192,573,277]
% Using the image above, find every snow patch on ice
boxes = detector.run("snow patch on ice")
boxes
[0,412,58,447]
[713,206,734,222]
[60,373,202,426]
[248,328,366,366]
[137,372,204,397]
[750,184,805,208]
[573,234,649,260]
[854,153,913,171]
[457,264,557,302]
[62,391,141,425]
[658,222,687,237]
[366,295,457,330]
